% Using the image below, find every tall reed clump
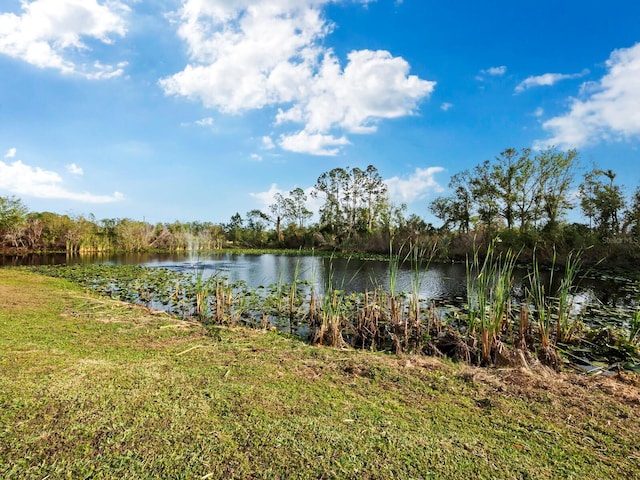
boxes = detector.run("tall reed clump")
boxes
[466,241,518,365]
[405,242,437,353]
[312,255,349,348]
[185,230,216,321]
[213,275,234,324]
[307,259,319,330]
[193,266,215,320]
[286,260,306,334]
[353,289,383,350]
[555,250,583,344]
[387,243,404,354]
[379,241,437,354]
[527,248,584,368]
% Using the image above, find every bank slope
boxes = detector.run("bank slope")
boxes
[0,269,639,479]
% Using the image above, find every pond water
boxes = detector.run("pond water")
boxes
[2,251,637,308]
[5,251,639,372]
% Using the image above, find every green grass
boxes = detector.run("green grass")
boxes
[1,268,639,479]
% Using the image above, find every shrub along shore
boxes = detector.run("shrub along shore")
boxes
[1,268,639,479]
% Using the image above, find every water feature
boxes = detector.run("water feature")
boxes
[1,251,636,308]
[5,250,639,372]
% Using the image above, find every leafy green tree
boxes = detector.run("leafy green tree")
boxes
[283,188,312,229]
[345,167,366,235]
[501,148,540,231]
[400,214,434,238]
[623,187,640,237]
[313,167,349,235]
[265,188,313,244]
[380,201,407,240]
[0,196,28,234]
[63,215,100,252]
[114,219,154,252]
[246,209,270,246]
[38,212,73,250]
[429,196,455,231]
[579,168,625,235]
[491,148,523,229]
[225,213,244,243]
[448,171,473,232]
[469,160,500,229]
[432,147,578,235]
[359,165,388,233]
[313,165,388,242]
[96,218,119,250]
[536,147,578,231]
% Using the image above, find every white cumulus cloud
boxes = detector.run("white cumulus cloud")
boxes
[66,163,83,175]
[159,0,435,156]
[486,66,507,76]
[536,43,640,149]
[0,0,129,78]
[261,136,276,150]
[4,147,16,158]
[515,70,588,93]
[385,166,445,204]
[195,117,214,126]
[278,131,350,157]
[476,65,507,82]
[477,66,507,80]
[249,183,285,209]
[0,159,123,203]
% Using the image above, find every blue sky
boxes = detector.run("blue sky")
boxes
[1,0,639,225]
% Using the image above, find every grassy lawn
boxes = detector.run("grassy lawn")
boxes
[1,268,639,479]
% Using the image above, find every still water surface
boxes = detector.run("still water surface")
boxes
[2,251,636,307]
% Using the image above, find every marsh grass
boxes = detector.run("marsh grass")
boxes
[28,248,640,371]
[193,265,214,320]
[312,255,355,348]
[527,249,585,368]
[528,250,552,349]
[387,244,405,354]
[466,241,518,365]
[406,243,437,353]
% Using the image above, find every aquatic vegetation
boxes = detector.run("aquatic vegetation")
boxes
[526,249,586,368]
[466,241,518,365]
[630,305,640,345]
[193,265,214,320]
[555,250,584,344]
[405,242,437,353]
[312,255,350,348]
[27,245,640,373]
[528,250,553,350]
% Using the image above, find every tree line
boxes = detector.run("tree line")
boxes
[1,149,639,262]
[428,147,640,238]
[0,164,402,254]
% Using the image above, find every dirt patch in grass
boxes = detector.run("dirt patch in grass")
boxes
[464,365,640,408]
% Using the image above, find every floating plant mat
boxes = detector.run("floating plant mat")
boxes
[555,302,640,374]
[27,264,640,373]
